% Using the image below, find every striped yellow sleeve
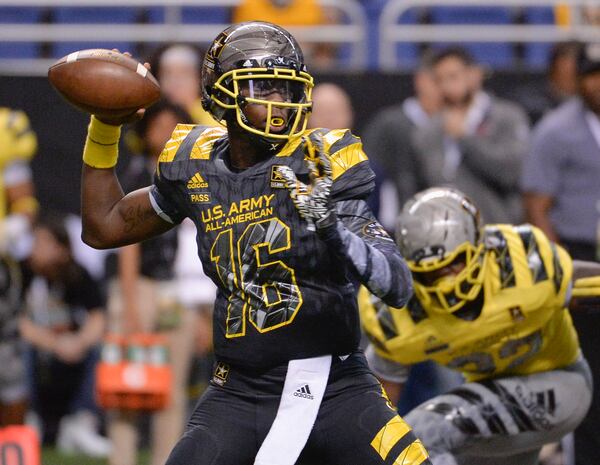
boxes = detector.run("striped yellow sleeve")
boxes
[320,129,368,180]
[158,124,196,164]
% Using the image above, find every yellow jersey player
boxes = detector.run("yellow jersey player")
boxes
[78,22,429,465]
[360,187,594,465]
[0,107,38,256]
[0,107,37,425]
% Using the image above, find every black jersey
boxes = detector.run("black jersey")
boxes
[151,125,380,368]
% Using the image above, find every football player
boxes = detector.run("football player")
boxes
[0,107,37,425]
[79,22,429,465]
[0,107,38,255]
[360,187,595,465]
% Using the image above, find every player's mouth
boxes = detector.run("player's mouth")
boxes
[262,116,288,134]
[269,116,286,132]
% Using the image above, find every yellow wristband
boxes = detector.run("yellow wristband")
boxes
[82,116,122,168]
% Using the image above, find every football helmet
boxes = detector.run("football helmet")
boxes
[397,187,485,313]
[201,21,314,144]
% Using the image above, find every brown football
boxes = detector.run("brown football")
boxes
[48,49,161,118]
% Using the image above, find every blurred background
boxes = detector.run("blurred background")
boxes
[0,0,599,213]
[1,1,600,465]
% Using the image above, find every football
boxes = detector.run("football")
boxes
[48,49,161,119]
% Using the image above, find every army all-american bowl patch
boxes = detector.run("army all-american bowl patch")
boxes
[362,222,393,241]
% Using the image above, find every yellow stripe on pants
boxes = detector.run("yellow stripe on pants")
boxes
[393,439,429,465]
[370,416,412,460]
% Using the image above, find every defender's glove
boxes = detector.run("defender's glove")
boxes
[277,133,335,231]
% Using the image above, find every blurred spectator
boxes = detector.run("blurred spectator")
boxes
[413,47,529,224]
[105,100,198,465]
[511,42,579,124]
[582,4,600,25]
[521,43,600,253]
[308,83,353,130]
[0,254,28,427]
[307,82,383,217]
[0,107,38,259]
[557,3,600,27]
[19,214,108,456]
[0,107,38,428]
[233,0,335,68]
[521,43,600,465]
[149,43,215,126]
[362,54,442,221]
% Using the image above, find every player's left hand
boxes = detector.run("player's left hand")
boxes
[277,133,335,231]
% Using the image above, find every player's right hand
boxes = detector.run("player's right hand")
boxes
[95,50,151,126]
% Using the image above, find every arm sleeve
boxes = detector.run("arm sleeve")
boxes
[519,120,563,195]
[365,344,410,383]
[149,168,186,225]
[317,199,413,308]
[459,105,529,192]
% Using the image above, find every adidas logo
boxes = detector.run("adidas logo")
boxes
[187,172,208,189]
[293,384,314,400]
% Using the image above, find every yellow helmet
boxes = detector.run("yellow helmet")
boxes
[396,187,485,314]
[201,21,314,147]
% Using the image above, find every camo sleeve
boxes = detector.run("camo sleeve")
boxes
[318,199,413,308]
[149,172,186,225]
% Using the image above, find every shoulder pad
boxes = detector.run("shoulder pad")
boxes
[157,124,197,165]
[321,129,375,201]
[157,125,226,180]
[276,128,375,201]
[158,124,226,165]
[483,223,572,293]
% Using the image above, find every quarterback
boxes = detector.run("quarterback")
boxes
[360,187,594,465]
[79,22,429,465]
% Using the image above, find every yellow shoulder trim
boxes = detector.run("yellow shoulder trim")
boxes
[158,124,196,164]
[275,128,351,159]
[330,141,368,181]
[190,126,227,160]
[276,128,367,179]
[275,128,319,158]
[321,128,349,151]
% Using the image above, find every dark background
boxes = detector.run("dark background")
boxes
[0,71,543,214]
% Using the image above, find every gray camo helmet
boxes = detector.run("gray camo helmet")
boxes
[201,21,313,143]
[397,187,482,268]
